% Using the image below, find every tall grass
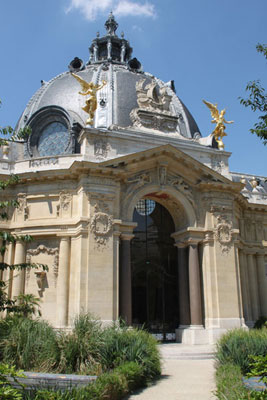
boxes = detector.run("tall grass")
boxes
[216,328,267,373]
[0,313,161,381]
[0,316,59,371]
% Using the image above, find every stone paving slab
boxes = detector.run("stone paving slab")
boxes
[127,344,216,400]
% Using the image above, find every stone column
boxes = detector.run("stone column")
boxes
[188,241,203,326]
[12,241,26,298]
[177,244,190,326]
[256,253,267,316]
[247,253,260,321]
[56,237,70,327]
[239,251,252,323]
[119,233,134,325]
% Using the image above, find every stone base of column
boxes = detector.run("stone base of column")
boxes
[176,318,248,345]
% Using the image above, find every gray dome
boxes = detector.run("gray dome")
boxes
[16,14,201,148]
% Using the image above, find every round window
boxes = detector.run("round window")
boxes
[135,199,156,216]
[38,122,69,156]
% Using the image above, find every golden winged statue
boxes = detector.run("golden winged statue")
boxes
[71,73,107,125]
[203,100,234,150]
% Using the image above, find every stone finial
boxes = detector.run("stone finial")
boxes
[105,12,118,36]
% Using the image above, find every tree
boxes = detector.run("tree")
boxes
[0,101,46,313]
[239,44,267,145]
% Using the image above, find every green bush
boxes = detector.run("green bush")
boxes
[100,325,161,379]
[0,316,59,371]
[216,328,267,373]
[0,363,25,400]
[26,362,145,400]
[215,362,248,400]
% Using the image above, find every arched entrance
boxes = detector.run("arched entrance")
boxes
[131,199,179,340]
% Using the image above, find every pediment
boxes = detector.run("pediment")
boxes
[100,144,241,191]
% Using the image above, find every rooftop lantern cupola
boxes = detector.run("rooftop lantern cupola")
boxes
[88,12,133,64]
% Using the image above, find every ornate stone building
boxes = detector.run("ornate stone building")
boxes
[1,14,266,344]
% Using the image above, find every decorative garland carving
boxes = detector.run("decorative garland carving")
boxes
[90,201,113,247]
[215,215,233,253]
[127,173,151,188]
[26,244,59,287]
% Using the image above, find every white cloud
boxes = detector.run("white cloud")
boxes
[114,1,156,18]
[65,0,156,21]
[65,0,112,21]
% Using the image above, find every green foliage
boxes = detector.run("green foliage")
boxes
[27,362,145,400]
[0,313,160,397]
[0,363,25,400]
[100,325,161,380]
[239,43,267,144]
[216,328,267,373]
[14,294,42,318]
[248,354,267,385]
[215,362,248,400]
[0,316,59,372]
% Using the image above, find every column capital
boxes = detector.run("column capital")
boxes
[174,241,187,249]
[121,233,134,241]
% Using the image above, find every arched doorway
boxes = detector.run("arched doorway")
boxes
[131,199,179,340]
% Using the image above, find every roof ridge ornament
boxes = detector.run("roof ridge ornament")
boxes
[105,11,118,36]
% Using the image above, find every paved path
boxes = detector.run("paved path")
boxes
[127,344,217,400]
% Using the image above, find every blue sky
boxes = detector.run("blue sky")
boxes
[1,0,266,176]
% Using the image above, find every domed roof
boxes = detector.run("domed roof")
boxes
[16,13,201,142]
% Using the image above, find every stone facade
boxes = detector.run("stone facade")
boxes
[1,14,266,344]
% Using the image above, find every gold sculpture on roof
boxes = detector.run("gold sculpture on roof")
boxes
[71,73,107,125]
[203,100,234,150]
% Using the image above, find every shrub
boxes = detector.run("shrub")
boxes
[216,328,267,373]
[248,354,267,385]
[0,363,25,400]
[0,316,59,371]
[56,313,104,375]
[215,362,248,400]
[100,325,161,379]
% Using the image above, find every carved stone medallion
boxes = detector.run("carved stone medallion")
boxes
[215,216,233,253]
[90,201,113,246]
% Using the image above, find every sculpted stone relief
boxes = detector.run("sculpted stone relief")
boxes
[94,138,110,159]
[17,193,29,221]
[215,215,234,253]
[167,175,194,205]
[211,155,225,174]
[130,79,178,132]
[90,196,114,247]
[127,173,152,188]
[26,244,59,289]
[57,191,72,217]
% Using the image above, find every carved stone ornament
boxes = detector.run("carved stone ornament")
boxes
[94,138,110,159]
[127,173,151,188]
[90,201,113,246]
[211,155,225,174]
[136,79,173,114]
[60,191,72,211]
[26,245,59,287]
[167,175,194,205]
[130,79,178,132]
[130,109,178,132]
[215,215,233,253]
[158,166,167,186]
[17,193,29,220]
